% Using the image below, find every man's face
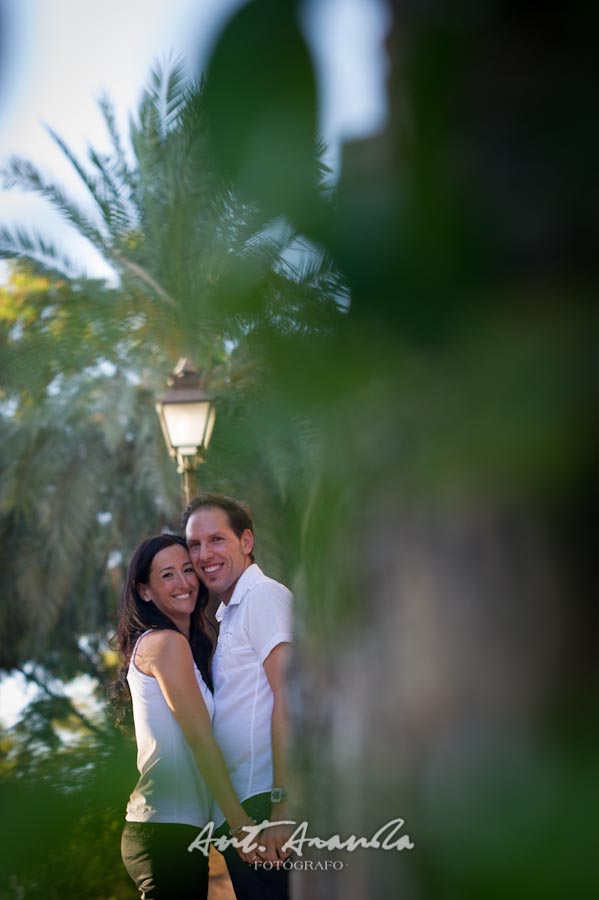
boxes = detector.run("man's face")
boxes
[185,506,253,603]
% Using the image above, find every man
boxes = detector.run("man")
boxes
[182,492,293,900]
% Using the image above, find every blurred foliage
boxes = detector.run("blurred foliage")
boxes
[201,2,598,899]
[0,642,137,899]
[0,0,597,898]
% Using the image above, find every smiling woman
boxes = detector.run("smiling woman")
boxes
[114,534,213,695]
[113,533,258,900]
[136,543,200,636]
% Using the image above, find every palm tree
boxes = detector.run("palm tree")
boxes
[1,59,344,368]
[0,59,344,668]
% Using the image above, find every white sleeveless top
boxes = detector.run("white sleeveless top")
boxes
[125,629,215,827]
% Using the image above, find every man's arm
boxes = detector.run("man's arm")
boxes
[262,641,293,863]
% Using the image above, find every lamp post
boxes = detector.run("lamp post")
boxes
[155,358,216,504]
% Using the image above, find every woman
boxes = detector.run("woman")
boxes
[115,533,259,900]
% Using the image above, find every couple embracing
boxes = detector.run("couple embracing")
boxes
[115,492,293,900]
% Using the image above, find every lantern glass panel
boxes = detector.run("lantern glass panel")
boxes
[161,401,212,454]
[204,404,216,450]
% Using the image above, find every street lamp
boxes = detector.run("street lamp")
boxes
[156,358,216,503]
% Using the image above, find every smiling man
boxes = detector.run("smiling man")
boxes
[182,492,293,900]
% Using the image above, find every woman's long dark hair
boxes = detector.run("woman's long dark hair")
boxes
[111,534,213,726]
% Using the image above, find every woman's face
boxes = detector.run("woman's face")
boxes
[139,543,199,625]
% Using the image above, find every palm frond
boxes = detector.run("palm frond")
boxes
[140,56,189,139]
[163,58,190,133]
[0,225,79,278]
[86,147,137,235]
[1,156,109,254]
[45,126,137,241]
[44,125,106,213]
[97,93,137,191]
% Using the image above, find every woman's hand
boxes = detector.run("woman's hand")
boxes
[228,817,269,865]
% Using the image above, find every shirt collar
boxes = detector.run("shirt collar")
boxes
[215,563,263,622]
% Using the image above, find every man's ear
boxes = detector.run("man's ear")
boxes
[241,529,254,556]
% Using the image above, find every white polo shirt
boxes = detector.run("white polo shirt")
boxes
[211,563,293,827]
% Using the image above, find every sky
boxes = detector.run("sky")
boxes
[0,0,390,725]
[0,0,390,280]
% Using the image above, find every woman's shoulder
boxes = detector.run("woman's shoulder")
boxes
[133,629,191,675]
[137,627,188,646]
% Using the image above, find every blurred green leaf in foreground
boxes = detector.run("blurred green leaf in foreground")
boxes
[1,0,597,898]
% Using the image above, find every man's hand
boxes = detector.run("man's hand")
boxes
[260,807,294,866]
[261,823,294,865]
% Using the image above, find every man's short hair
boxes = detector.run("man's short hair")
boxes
[181,492,255,562]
